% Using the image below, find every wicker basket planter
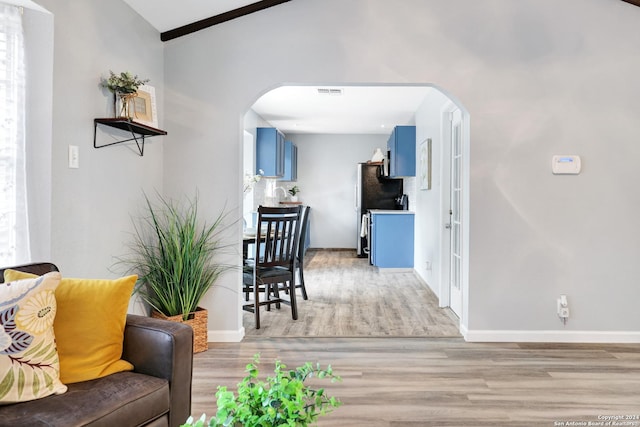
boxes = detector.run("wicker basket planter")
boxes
[152,307,208,353]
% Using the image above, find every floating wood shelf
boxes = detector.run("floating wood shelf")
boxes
[94,118,167,156]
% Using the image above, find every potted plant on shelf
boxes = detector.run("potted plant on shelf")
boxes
[122,193,234,353]
[181,354,342,426]
[102,70,149,119]
[288,185,300,202]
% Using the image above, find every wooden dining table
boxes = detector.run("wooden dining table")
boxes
[242,234,256,261]
[242,232,267,261]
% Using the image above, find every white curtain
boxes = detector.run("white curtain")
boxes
[0,3,29,266]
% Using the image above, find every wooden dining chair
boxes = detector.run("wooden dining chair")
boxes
[294,205,311,300]
[242,205,302,329]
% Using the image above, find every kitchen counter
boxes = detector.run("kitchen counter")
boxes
[369,209,414,214]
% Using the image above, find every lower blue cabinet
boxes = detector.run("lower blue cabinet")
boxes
[370,211,414,269]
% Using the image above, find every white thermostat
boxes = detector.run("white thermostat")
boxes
[552,155,581,175]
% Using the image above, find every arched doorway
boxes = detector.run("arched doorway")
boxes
[241,83,470,336]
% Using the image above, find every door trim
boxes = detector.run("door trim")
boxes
[449,109,463,317]
[438,102,470,330]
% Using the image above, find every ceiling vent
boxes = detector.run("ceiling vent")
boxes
[317,88,343,96]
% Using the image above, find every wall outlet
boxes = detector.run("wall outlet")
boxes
[425,261,432,270]
[557,295,569,323]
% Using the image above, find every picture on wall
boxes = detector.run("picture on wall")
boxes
[420,138,432,190]
[133,84,158,128]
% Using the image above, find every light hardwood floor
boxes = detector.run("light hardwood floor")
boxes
[243,249,461,337]
[191,250,640,425]
[193,338,640,426]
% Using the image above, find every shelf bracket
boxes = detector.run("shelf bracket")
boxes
[94,127,146,156]
[93,118,167,157]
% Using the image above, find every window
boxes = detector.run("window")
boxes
[0,3,29,265]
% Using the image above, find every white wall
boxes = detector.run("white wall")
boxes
[242,109,272,220]
[413,90,452,300]
[163,0,640,341]
[289,133,388,249]
[35,0,164,285]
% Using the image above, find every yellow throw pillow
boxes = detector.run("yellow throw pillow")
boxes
[4,270,137,384]
[0,272,68,403]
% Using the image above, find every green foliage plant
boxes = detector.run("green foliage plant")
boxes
[103,70,149,94]
[124,193,234,320]
[288,185,300,196]
[181,354,342,427]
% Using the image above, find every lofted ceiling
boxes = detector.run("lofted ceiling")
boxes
[121,0,291,40]
[120,1,435,134]
[123,0,640,37]
[121,0,258,33]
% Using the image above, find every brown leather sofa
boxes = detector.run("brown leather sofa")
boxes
[0,263,194,427]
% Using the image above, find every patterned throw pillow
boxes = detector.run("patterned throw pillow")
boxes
[3,270,137,384]
[0,272,68,403]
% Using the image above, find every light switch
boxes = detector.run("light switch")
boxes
[68,145,79,168]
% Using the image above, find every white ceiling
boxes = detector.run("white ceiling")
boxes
[121,1,434,135]
[122,0,257,33]
[252,85,433,135]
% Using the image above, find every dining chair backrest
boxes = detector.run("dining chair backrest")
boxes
[298,205,311,259]
[255,205,302,270]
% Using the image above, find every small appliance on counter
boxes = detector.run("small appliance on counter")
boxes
[395,194,409,210]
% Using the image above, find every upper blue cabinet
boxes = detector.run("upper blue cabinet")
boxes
[387,125,416,177]
[256,127,285,177]
[280,140,298,182]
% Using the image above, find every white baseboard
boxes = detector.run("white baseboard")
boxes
[208,327,245,343]
[464,329,640,343]
[207,327,640,344]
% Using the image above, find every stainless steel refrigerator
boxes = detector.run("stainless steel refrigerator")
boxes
[355,163,403,257]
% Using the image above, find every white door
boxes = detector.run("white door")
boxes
[448,109,463,317]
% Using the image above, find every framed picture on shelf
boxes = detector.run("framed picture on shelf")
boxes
[420,138,432,190]
[133,84,158,128]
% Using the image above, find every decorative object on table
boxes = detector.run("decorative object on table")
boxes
[181,354,341,427]
[420,138,432,190]
[243,169,263,194]
[102,70,149,120]
[370,147,385,162]
[119,192,234,353]
[288,185,300,202]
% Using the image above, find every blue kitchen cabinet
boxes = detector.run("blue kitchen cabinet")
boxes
[256,127,285,177]
[387,125,416,177]
[370,211,414,269]
[280,140,297,181]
